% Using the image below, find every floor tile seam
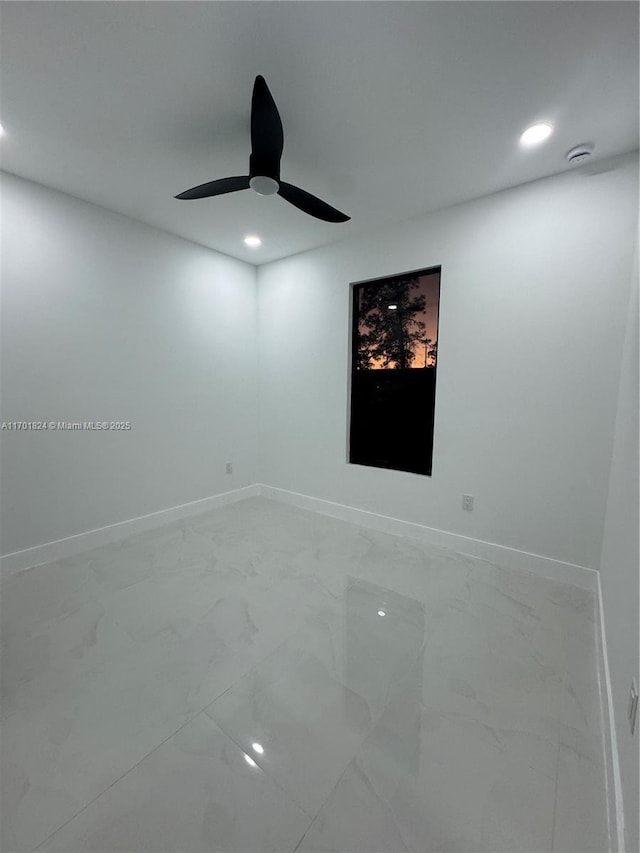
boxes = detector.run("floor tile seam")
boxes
[10,499,601,851]
[7,585,384,746]
[292,743,414,853]
[27,634,297,851]
[5,558,213,641]
[1,639,129,727]
[453,549,598,595]
[294,629,426,722]
[559,619,607,752]
[2,607,237,727]
[550,724,562,851]
[16,516,250,590]
[29,704,212,852]
[350,752,415,852]
[3,563,220,650]
[202,647,389,824]
[4,559,294,724]
[7,603,583,729]
[2,587,109,645]
[415,697,564,773]
[9,501,592,592]
[289,736,376,853]
[200,632,295,711]
[418,645,567,690]
[197,713,319,824]
[290,710,563,853]
[87,557,226,597]
[25,638,302,852]
[461,597,556,638]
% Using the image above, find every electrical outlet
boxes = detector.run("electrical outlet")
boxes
[462,494,474,511]
[628,679,638,735]
[225,462,233,475]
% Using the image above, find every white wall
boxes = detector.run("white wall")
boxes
[257,153,638,571]
[0,173,258,556]
[600,235,639,853]
[1,156,637,841]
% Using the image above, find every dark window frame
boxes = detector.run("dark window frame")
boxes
[348,265,442,477]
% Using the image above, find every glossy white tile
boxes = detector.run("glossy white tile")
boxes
[205,638,376,815]
[299,689,558,853]
[39,712,311,852]
[0,497,607,853]
[553,722,608,852]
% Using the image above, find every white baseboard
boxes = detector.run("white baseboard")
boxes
[2,481,621,846]
[1,485,260,575]
[4,481,599,593]
[258,484,598,591]
[259,484,624,846]
[596,573,626,853]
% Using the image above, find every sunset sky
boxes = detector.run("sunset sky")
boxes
[358,270,441,369]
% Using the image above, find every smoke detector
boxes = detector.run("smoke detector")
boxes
[566,144,594,165]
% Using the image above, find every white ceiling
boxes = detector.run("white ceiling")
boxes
[1,2,638,265]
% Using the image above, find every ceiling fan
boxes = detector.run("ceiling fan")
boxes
[175,75,350,223]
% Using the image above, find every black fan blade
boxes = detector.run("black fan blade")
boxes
[251,76,284,176]
[175,176,250,200]
[278,181,350,223]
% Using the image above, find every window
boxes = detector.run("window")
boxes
[349,266,441,476]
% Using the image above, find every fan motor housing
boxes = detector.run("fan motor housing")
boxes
[250,176,279,196]
[175,75,349,221]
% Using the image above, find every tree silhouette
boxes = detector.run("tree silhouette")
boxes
[356,278,427,369]
[419,337,433,368]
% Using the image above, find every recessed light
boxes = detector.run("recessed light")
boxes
[252,742,264,755]
[244,754,257,767]
[520,123,553,146]
[244,235,261,248]
[0,123,5,137]
[377,609,387,617]
[388,304,398,311]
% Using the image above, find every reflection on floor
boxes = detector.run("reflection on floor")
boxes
[1,497,608,852]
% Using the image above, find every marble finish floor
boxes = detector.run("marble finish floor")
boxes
[1,497,608,852]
